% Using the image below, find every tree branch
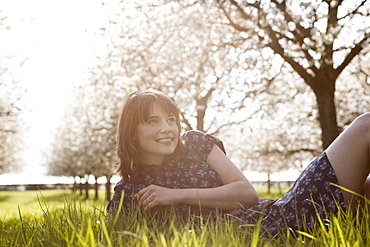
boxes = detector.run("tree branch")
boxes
[220,5,250,33]
[335,34,370,78]
[338,0,368,21]
[179,109,193,131]
[227,0,317,87]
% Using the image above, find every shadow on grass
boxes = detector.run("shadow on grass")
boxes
[36,190,108,206]
[0,195,10,203]
[37,191,77,204]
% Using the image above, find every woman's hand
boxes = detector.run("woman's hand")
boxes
[137,184,176,210]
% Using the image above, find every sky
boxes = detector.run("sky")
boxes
[0,0,112,185]
[0,0,300,185]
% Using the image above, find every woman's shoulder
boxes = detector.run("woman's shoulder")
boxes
[182,130,226,154]
[182,130,206,140]
[182,130,217,144]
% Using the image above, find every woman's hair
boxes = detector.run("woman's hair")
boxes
[116,90,185,177]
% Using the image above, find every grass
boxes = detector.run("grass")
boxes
[0,188,368,246]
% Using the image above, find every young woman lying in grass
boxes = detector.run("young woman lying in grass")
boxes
[108,90,370,236]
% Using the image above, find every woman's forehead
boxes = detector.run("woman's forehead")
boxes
[148,102,174,116]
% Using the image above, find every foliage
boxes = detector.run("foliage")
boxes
[335,48,370,130]
[226,73,322,175]
[46,84,118,177]
[214,0,370,148]
[96,1,273,135]
[44,82,120,200]
[0,11,26,174]
[0,189,369,246]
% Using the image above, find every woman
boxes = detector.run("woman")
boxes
[108,90,370,236]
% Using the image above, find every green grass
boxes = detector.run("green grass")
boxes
[0,189,107,217]
[0,188,369,246]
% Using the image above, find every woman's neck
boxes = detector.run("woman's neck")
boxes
[139,155,165,166]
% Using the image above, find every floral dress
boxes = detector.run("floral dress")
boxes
[107,130,346,236]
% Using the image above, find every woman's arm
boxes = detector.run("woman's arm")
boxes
[137,144,259,211]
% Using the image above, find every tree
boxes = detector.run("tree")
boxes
[46,82,119,201]
[0,11,26,174]
[78,82,119,201]
[45,102,88,193]
[0,80,25,174]
[215,0,370,149]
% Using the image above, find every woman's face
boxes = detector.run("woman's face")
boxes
[136,102,179,165]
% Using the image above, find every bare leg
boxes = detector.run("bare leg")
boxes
[326,113,370,210]
[363,175,370,211]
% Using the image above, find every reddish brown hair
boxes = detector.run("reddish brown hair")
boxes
[116,90,184,177]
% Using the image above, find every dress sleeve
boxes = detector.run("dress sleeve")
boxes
[107,178,137,213]
[182,130,226,161]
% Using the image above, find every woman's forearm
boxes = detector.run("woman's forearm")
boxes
[174,181,259,211]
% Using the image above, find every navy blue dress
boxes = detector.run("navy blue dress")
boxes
[108,130,346,236]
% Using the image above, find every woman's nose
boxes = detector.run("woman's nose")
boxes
[160,120,171,132]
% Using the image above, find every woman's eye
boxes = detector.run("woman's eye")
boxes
[168,118,176,123]
[147,119,157,124]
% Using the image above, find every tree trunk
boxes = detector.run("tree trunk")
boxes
[196,101,205,131]
[196,88,215,131]
[105,174,112,202]
[84,181,89,200]
[72,177,77,192]
[267,173,271,194]
[314,85,339,150]
[94,178,99,201]
[277,180,282,194]
[79,180,83,196]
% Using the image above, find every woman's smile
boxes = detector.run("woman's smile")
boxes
[156,137,174,143]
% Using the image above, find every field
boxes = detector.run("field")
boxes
[0,188,368,246]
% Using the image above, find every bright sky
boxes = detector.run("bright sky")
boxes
[0,0,112,185]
